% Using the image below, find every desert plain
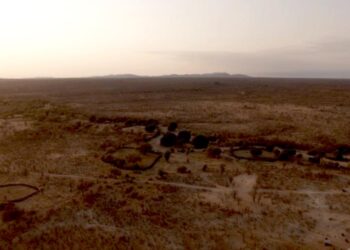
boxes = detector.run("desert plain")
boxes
[1,77,350,249]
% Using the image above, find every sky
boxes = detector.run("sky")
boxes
[0,0,349,78]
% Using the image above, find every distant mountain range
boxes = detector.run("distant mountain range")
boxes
[0,73,251,80]
[93,72,250,79]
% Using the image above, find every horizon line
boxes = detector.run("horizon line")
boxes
[0,72,350,81]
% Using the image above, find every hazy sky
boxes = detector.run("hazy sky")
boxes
[0,0,349,78]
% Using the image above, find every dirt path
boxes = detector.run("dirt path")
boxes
[31,172,350,197]
[303,191,350,248]
[258,188,350,195]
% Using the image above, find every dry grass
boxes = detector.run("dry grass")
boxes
[0,78,350,249]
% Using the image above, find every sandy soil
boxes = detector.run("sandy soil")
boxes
[0,78,350,249]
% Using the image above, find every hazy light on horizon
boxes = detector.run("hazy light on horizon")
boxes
[0,0,350,78]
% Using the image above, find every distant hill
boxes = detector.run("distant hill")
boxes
[93,74,142,79]
[159,72,250,78]
[93,72,250,79]
[1,73,250,80]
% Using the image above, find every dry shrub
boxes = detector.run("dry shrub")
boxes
[278,148,297,161]
[110,168,122,177]
[145,123,157,133]
[177,130,191,144]
[77,180,94,192]
[177,166,191,174]
[168,122,178,132]
[83,191,101,207]
[101,154,126,168]
[105,146,117,154]
[248,137,311,150]
[220,207,242,217]
[138,143,153,154]
[89,115,97,123]
[2,203,24,223]
[124,118,147,127]
[313,134,338,148]
[302,171,334,181]
[129,192,144,200]
[89,115,125,124]
[202,164,208,172]
[159,186,179,194]
[314,172,334,181]
[161,133,177,147]
[164,151,171,162]
[250,148,263,157]
[158,169,169,179]
[322,161,340,169]
[100,139,118,150]
[207,147,222,159]
[145,119,159,132]
[124,186,134,194]
[192,135,209,149]
[308,156,321,164]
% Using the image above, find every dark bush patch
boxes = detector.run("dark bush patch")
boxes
[192,135,209,149]
[124,118,147,127]
[158,185,179,193]
[337,145,350,154]
[177,130,191,144]
[323,161,340,169]
[202,165,208,172]
[138,143,153,154]
[129,192,144,200]
[124,187,134,194]
[168,122,178,132]
[177,166,191,174]
[265,145,275,152]
[77,181,94,192]
[207,147,222,158]
[145,119,159,133]
[278,148,296,161]
[2,203,24,223]
[208,135,218,142]
[164,151,171,162]
[309,156,321,164]
[161,133,177,147]
[250,148,263,157]
[83,192,101,207]
[145,124,157,133]
[100,139,119,151]
[91,115,122,124]
[158,170,169,179]
[110,168,122,177]
[89,115,97,123]
[308,149,326,157]
[101,154,126,168]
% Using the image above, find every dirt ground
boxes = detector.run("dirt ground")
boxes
[0,77,350,249]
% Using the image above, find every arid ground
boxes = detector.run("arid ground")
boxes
[1,77,350,249]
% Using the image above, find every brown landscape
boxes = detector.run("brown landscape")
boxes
[1,77,350,249]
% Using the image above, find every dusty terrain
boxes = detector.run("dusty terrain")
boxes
[0,77,350,249]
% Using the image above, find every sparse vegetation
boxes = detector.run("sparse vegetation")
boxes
[1,78,350,249]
